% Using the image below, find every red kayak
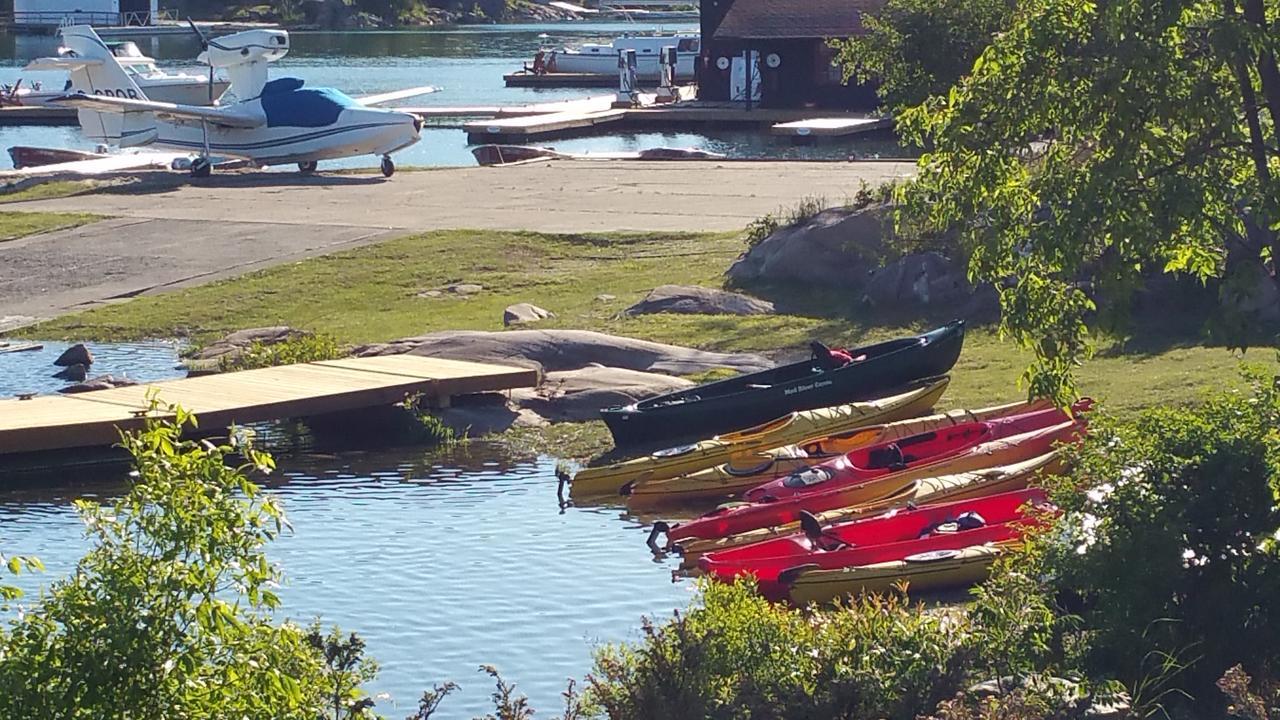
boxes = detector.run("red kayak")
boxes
[742,401,1089,503]
[665,418,1085,544]
[698,488,1052,600]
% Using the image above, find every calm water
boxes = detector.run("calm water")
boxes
[0,339,184,396]
[0,24,904,169]
[0,345,690,716]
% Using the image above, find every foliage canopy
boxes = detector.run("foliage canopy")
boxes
[895,0,1280,401]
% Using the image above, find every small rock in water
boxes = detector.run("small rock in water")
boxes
[503,303,555,326]
[54,343,93,367]
[52,363,88,382]
[59,374,140,394]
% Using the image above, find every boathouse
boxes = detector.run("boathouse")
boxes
[12,0,159,28]
[698,0,881,109]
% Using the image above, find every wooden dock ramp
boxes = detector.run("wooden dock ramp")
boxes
[464,108,628,143]
[0,355,539,455]
[771,117,891,139]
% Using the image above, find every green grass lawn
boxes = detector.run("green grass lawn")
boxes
[0,211,101,242]
[20,228,1275,415]
[0,180,107,205]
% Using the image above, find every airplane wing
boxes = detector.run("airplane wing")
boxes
[48,94,265,129]
[355,86,439,107]
[25,57,104,72]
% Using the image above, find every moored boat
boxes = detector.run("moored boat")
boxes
[786,542,1010,605]
[623,398,1064,505]
[600,322,967,448]
[739,401,1087,502]
[699,488,1052,602]
[662,417,1085,545]
[674,450,1066,564]
[539,33,701,80]
[569,377,950,497]
[17,40,228,107]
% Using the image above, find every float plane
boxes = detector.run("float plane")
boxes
[34,25,434,177]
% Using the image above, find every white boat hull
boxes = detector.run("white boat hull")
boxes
[549,50,696,80]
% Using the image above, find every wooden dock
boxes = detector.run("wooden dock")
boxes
[464,108,629,143]
[0,106,77,127]
[771,117,892,140]
[0,355,539,456]
[504,71,624,88]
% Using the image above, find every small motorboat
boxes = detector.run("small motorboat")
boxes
[600,322,967,448]
[8,146,107,169]
[622,397,1064,505]
[699,488,1053,602]
[675,450,1066,565]
[739,401,1089,502]
[662,417,1085,545]
[569,377,950,497]
[535,33,701,80]
[16,39,228,107]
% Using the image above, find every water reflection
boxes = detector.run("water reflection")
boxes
[0,439,692,717]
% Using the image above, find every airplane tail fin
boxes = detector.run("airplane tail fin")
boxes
[58,25,155,145]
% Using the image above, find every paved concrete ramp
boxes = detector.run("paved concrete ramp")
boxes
[0,355,539,455]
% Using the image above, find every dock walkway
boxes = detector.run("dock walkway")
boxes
[0,355,539,455]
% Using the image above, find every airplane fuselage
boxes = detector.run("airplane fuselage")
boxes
[153,106,420,166]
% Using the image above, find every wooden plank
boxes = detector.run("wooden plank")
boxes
[463,108,627,140]
[0,355,538,455]
[771,117,891,137]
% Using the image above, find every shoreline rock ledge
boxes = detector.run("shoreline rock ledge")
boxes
[623,285,775,317]
[352,329,772,376]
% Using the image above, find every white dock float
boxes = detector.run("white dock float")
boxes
[463,108,628,142]
[771,117,891,138]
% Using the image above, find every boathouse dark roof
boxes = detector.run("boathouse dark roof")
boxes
[711,0,882,40]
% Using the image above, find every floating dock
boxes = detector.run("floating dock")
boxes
[0,355,538,455]
[0,106,77,127]
[464,108,629,143]
[464,97,887,144]
[504,71,625,88]
[771,117,892,142]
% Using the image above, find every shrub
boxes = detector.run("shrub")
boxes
[0,405,340,718]
[1038,369,1280,707]
[218,332,343,372]
[586,578,974,720]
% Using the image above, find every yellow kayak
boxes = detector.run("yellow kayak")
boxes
[624,398,1058,505]
[673,449,1065,564]
[785,542,1010,605]
[569,377,950,497]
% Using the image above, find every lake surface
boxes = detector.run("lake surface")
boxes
[0,23,906,169]
[0,345,691,717]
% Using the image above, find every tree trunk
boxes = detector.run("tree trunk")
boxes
[1242,0,1280,149]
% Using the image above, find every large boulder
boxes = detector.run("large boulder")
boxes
[52,363,87,382]
[862,252,974,309]
[53,342,93,367]
[503,303,555,326]
[432,393,548,436]
[351,329,771,376]
[512,365,694,422]
[186,326,309,361]
[727,205,891,287]
[623,285,775,317]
